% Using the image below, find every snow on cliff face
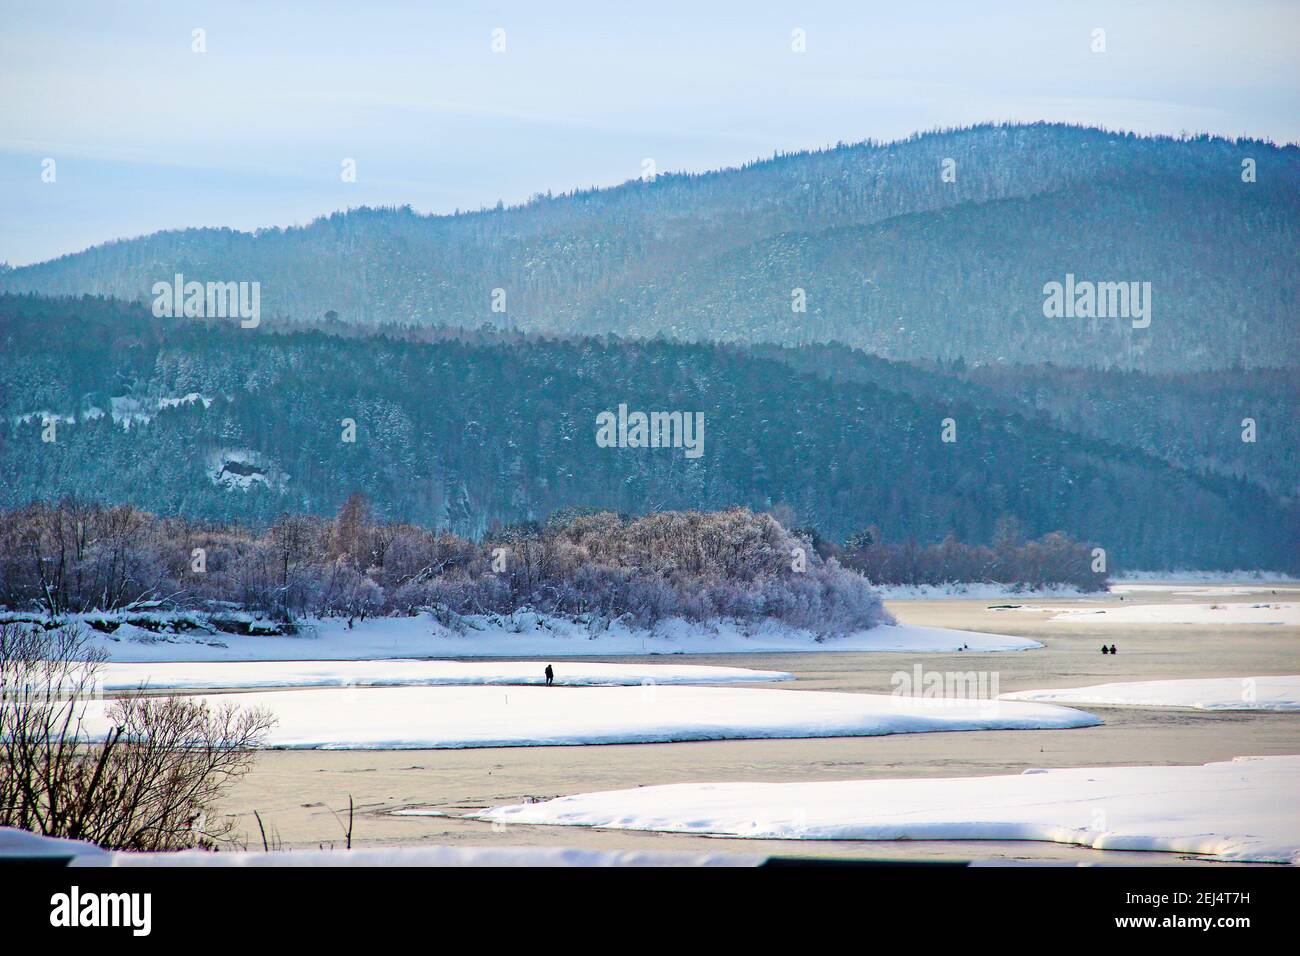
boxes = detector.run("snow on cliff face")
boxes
[13,394,216,430]
[111,392,213,428]
[206,448,286,491]
[11,409,76,426]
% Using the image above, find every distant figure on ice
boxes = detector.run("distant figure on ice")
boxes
[1101,644,1110,654]
[544,664,554,687]
[1109,644,1117,655]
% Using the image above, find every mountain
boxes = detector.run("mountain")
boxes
[2,295,1295,572]
[957,364,1300,501]
[3,124,1296,371]
[755,344,1300,501]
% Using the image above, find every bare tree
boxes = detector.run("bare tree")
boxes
[0,622,274,850]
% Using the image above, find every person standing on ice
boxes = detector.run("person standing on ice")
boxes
[1101,645,1109,654]
[544,664,554,687]
[1109,644,1117,655]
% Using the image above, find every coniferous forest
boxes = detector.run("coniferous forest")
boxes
[2,293,1294,574]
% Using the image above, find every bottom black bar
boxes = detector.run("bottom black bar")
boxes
[0,861,1285,943]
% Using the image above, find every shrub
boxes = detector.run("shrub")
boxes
[0,622,274,850]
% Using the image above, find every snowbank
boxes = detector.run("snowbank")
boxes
[70,612,1041,662]
[477,756,1300,864]
[0,827,107,863]
[80,685,1098,750]
[1000,676,1300,712]
[94,659,793,691]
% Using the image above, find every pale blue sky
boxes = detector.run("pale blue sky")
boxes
[1,0,1296,265]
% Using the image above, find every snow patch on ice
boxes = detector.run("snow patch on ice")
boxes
[94,658,794,691]
[1049,603,1300,626]
[478,756,1300,864]
[78,684,1100,750]
[1000,676,1300,711]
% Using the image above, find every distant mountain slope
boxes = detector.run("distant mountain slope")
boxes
[755,345,1300,501]
[2,296,1295,572]
[3,124,1295,370]
[959,364,1300,502]
[591,182,1296,370]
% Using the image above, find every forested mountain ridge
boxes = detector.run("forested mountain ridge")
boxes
[959,364,1300,501]
[3,124,1295,371]
[2,295,1295,572]
[756,344,1300,501]
[596,182,1296,370]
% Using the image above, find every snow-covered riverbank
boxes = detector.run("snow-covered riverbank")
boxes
[31,611,1041,662]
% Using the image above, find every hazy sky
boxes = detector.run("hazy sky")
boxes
[1,0,1296,265]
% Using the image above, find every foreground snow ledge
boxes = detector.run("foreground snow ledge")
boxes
[477,756,1300,864]
[1001,676,1300,712]
[0,831,757,868]
[89,845,757,867]
[82,685,1098,749]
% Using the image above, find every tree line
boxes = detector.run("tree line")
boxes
[0,499,892,636]
[832,517,1105,591]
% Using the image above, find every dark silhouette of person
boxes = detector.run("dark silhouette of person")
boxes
[544,664,554,687]
[1101,644,1110,654]
[1109,644,1117,655]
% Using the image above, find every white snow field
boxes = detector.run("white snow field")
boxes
[1000,676,1300,712]
[74,612,1041,662]
[1048,602,1300,625]
[477,756,1300,864]
[80,685,1098,749]
[94,659,793,692]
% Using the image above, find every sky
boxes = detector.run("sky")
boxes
[1,0,1297,266]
